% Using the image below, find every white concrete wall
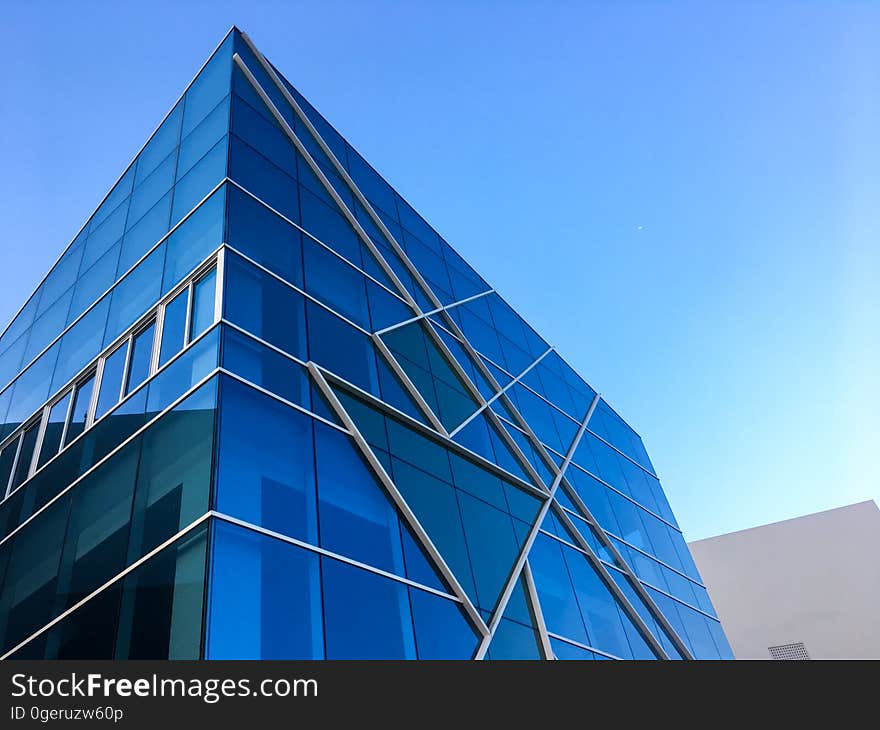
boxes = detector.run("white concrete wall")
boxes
[688,500,880,659]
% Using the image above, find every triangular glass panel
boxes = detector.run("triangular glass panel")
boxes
[431,322,497,400]
[453,410,532,485]
[382,321,479,432]
[409,586,479,659]
[312,419,454,596]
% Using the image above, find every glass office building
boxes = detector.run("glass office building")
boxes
[0,28,732,660]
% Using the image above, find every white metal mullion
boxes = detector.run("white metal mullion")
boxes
[449,346,553,438]
[523,559,554,660]
[372,333,448,436]
[308,361,489,640]
[312,365,544,499]
[474,394,598,659]
[553,475,694,659]
[374,288,496,337]
[548,500,674,660]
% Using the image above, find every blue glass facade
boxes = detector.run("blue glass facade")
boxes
[0,28,732,660]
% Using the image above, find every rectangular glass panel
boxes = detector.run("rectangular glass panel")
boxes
[95,343,129,421]
[125,322,155,395]
[0,436,20,495]
[9,421,40,492]
[189,268,216,340]
[159,289,188,366]
[37,392,72,468]
[64,373,95,446]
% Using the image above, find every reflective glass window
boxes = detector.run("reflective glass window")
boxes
[95,343,129,421]
[215,378,317,544]
[36,392,71,469]
[125,322,155,396]
[226,186,303,287]
[189,268,216,339]
[306,302,378,394]
[159,289,188,367]
[315,423,404,574]
[9,421,39,492]
[207,521,322,659]
[161,185,225,295]
[321,556,416,659]
[65,373,95,445]
[409,588,477,659]
[224,254,307,360]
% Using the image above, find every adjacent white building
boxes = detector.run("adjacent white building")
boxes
[688,500,880,660]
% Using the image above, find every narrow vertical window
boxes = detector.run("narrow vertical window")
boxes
[125,321,156,395]
[0,437,20,497]
[189,268,217,340]
[37,392,72,468]
[159,289,188,366]
[95,343,130,420]
[9,421,40,492]
[65,373,96,445]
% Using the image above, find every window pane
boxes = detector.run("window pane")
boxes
[409,588,478,659]
[224,253,307,359]
[125,322,155,395]
[315,422,404,574]
[207,520,322,659]
[0,438,18,495]
[95,343,129,421]
[215,378,317,543]
[189,268,216,340]
[36,392,71,468]
[115,526,208,659]
[9,421,40,492]
[321,556,416,659]
[159,289,188,366]
[64,373,95,445]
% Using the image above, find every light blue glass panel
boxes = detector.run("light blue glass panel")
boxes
[207,520,323,659]
[102,247,164,347]
[161,186,225,295]
[189,269,216,339]
[170,136,227,225]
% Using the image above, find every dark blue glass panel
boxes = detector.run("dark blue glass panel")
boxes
[298,186,361,265]
[409,588,477,659]
[306,302,378,394]
[229,136,299,223]
[303,240,370,329]
[215,378,316,543]
[487,618,541,660]
[226,186,303,287]
[315,423,404,574]
[389,457,477,603]
[230,93,296,176]
[529,533,589,645]
[10,344,59,429]
[207,521,322,659]
[221,326,310,405]
[224,253,307,360]
[321,556,416,659]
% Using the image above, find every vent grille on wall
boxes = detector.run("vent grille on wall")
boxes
[768,642,810,660]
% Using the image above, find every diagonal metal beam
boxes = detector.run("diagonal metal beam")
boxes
[474,393,601,659]
[307,361,489,641]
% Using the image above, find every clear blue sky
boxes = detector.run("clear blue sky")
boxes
[2,1,877,540]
